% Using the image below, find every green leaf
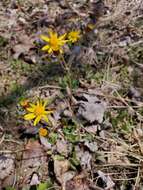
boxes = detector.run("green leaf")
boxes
[48,132,58,144]
[66,133,79,143]
[5,187,15,190]
[37,180,54,190]
[54,155,65,161]
[22,185,30,190]
[37,183,48,190]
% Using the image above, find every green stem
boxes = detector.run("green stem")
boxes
[58,54,72,89]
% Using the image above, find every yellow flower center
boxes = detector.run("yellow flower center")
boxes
[34,106,44,116]
[49,36,59,50]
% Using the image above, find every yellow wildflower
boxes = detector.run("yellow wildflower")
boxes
[39,128,48,137]
[68,30,80,43]
[24,99,53,126]
[40,30,67,54]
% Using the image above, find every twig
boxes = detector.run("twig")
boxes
[134,166,140,190]
[94,163,141,167]
[114,90,143,120]
[4,139,23,145]
[108,105,143,109]
[75,89,143,105]
[113,177,136,181]
[129,40,143,47]
[38,84,62,90]
[133,128,143,155]
[0,133,5,145]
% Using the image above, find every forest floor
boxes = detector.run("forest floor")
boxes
[0,0,143,189]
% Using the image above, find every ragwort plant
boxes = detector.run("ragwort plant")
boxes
[19,29,81,138]
[40,29,81,89]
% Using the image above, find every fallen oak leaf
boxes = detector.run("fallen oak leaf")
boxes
[84,141,98,152]
[56,139,68,157]
[0,154,15,188]
[78,94,107,123]
[65,173,90,190]
[0,154,15,181]
[30,173,40,186]
[75,146,92,170]
[96,170,115,190]
[19,140,48,185]
[12,34,34,59]
[54,159,69,184]
[40,136,52,150]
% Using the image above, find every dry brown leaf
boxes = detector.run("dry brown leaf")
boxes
[19,140,48,185]
[40,136,52,150]
[54,159,70,184]
[30,173,40,186]
[56,139,68,156]
[22,140,47,168]
[65,174,90,190]
[78,94,106,123]
[84,141,98,152]
[54,158,76,190]
[85,125,98,134]
[75,146,92,170]
[97,170,115,190]
[0,154,15,180]
[12,35,34,59]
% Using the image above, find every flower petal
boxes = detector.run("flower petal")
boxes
[59,33,67,40]
[59,49,63,54]
[34,116,41,126]
[37,100,40,107]
[24,113,36,120]
[26,107,35,112]
[42,115,49,123]
[43,100,48,108]
[44,110,53,115]
[42,45,50,51]
[29,103,36,108]
[40,35,50,42]
[48,48,53,53]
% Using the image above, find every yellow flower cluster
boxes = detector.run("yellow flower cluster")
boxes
[40,30,80,54]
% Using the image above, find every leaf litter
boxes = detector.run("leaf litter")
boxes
[0,0,143,189]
